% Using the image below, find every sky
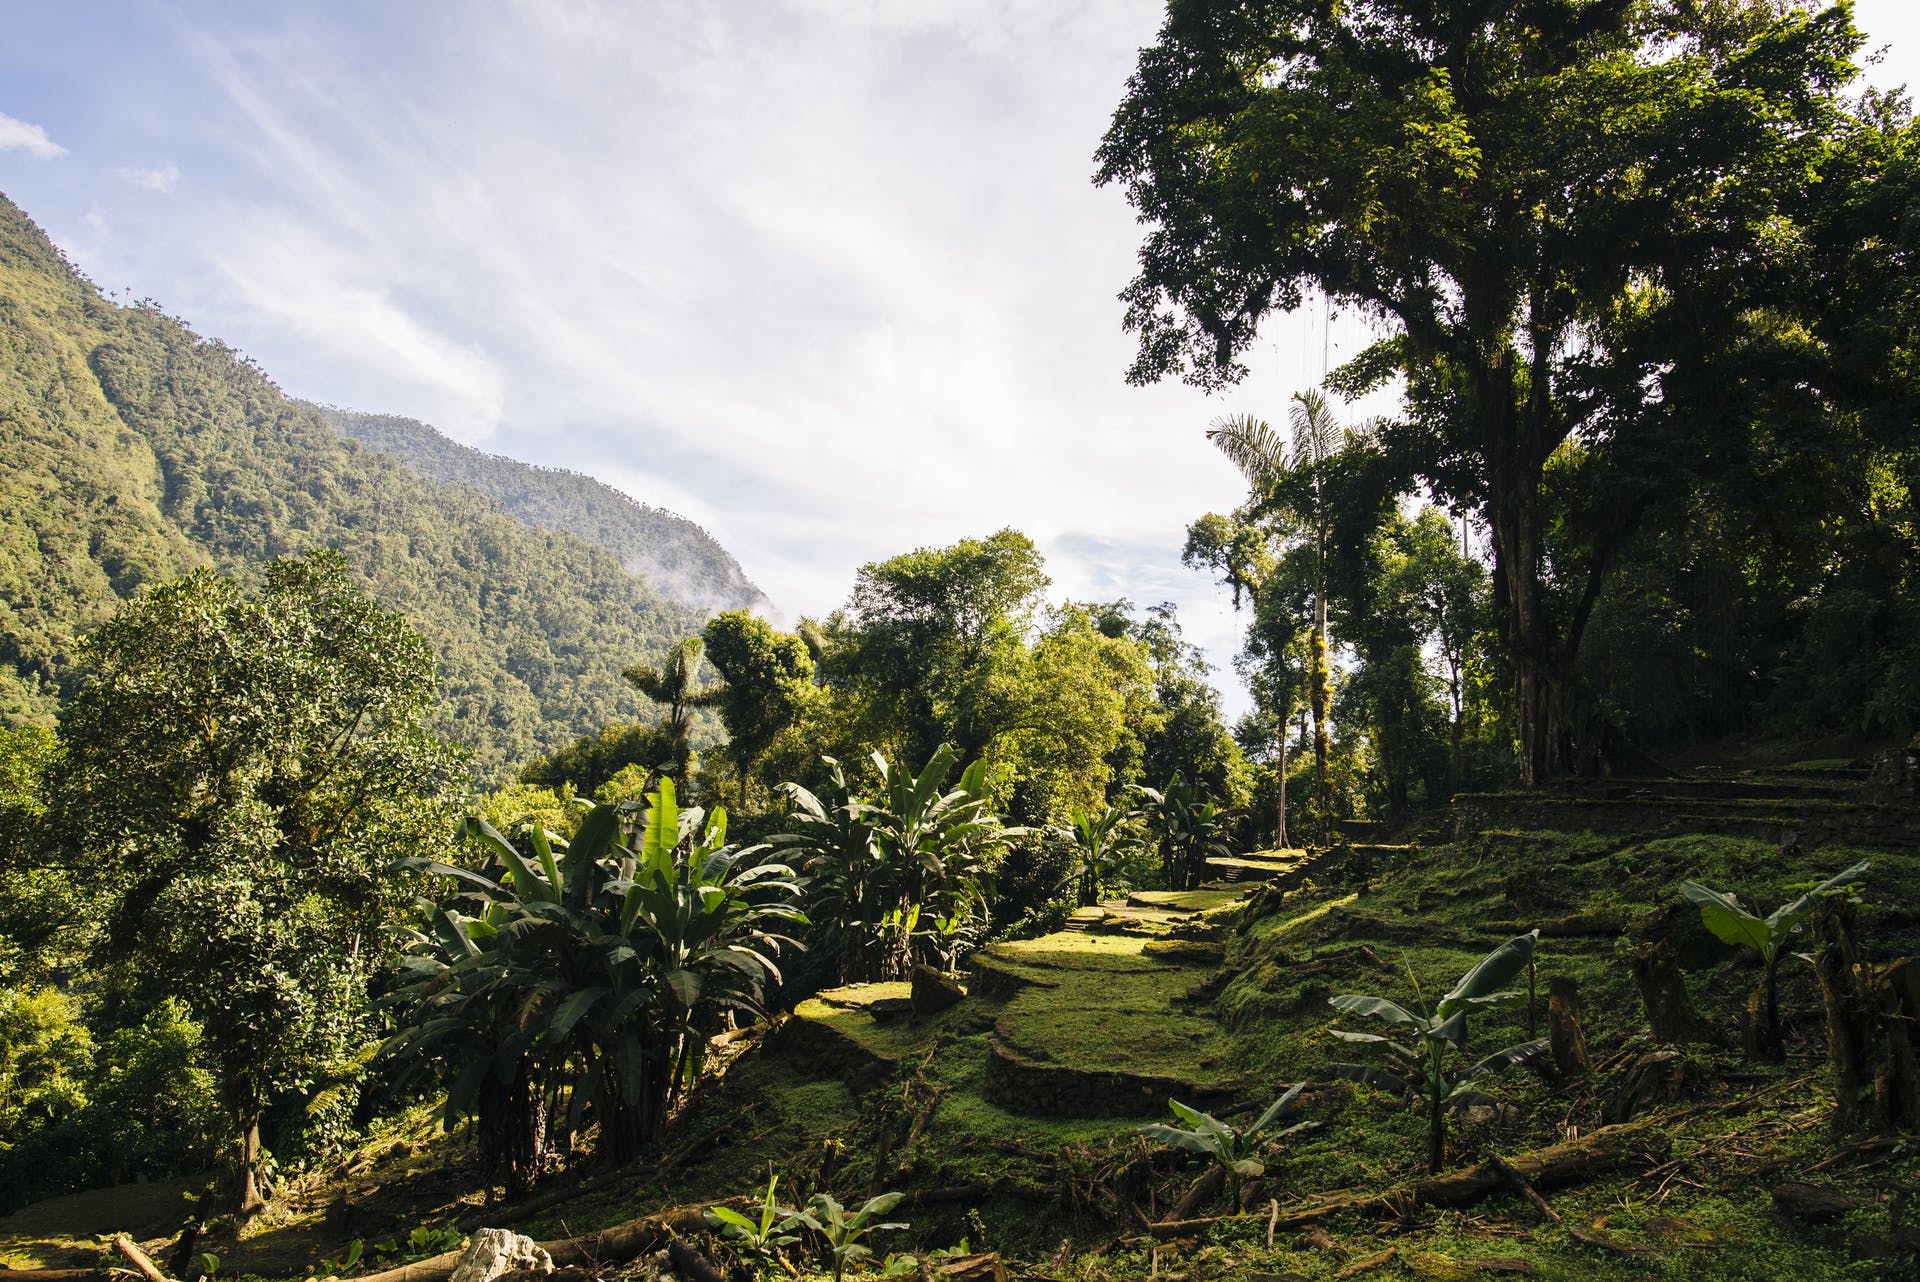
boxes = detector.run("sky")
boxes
[3,1,1918,719]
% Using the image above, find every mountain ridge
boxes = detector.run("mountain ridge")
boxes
[0,189,733,779]
[313,405,769,615]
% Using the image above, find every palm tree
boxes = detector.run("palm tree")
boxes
[624,638,724,775]
[1207,389,1365,845]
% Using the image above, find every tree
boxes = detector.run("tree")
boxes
[58,552,459,1213]
[701,611,816,807]
[1098,0,1866,782]
[624,638,724,779]
[1198,392,1371,838]
[823,529,1050,765]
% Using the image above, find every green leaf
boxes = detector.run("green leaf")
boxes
[1328,993,1420,1025]
[1681,881,1770,952]
[1248,1081,1304,1136]
[1438,931,1538,1016]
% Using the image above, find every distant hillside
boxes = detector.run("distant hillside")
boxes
[0,190,715,780]
[316,407,767,614]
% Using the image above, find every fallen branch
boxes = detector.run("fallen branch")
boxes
[1147,1113,1669,1237]
[354,1199,746,1282]
[1487,1151,1560,1224]
[1332,1246,1396,1279]
[113,1236,172,1282]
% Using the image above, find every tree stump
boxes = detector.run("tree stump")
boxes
[1547,976,1590,1078]
[1813,899,1920,1131]
[1629,939,1712,1045]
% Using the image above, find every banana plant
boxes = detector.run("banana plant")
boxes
[781,1191,908,1282]
[383,783,805,1180]
[705,1175,803,1273]
[1136,1083,1312,1209]
[1329,931,1547,1173]
[775,745,1015,982]
[1059,801,1144,905]
[1680,859,1870,1059]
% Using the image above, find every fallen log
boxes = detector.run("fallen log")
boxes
[1147,1114,1668,1236]
[354,1199,746,1282]
[114,1236,172,1282]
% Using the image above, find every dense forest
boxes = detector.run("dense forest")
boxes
[4,2,1920,1280]
[0,193,723,778]
[315,407,767,616]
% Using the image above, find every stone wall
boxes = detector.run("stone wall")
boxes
[981,1036,1231,1119]
[1450,793,1919,850]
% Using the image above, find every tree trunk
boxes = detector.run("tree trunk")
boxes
[226,1110,268,1216]
[1813,899,1920,1131]
[1309,596,1331,843]
[1629,940,1712,1045]
[1547,976,1590,1078]
[1275,733,1289,849]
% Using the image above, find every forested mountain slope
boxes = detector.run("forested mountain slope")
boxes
[0,191,711,778]
[315,407,766,614]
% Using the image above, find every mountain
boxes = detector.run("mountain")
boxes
[0,191,725,780]
[315,407,767,615]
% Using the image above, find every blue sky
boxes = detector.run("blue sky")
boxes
[4,1,1917,719]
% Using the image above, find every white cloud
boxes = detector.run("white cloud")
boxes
[115,162,181,192]
[0,111,66,158]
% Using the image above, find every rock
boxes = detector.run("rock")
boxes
[912,965,966,1017]
[1771,1181,1861,1223]
[867,996,916,1023]
[448,1229,552,1282]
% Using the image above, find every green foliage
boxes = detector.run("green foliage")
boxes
[1099,0,1875,780]
[519,722,675,798]
[775,746,1014,983]
[700,611,816,806]
[1136,774,1230,892]
[704,1174,803,1271]
[1680,860,1870,1057]
[1060,802,1145,906]
[783,1190,909,1282]
[1330,932,1549,1173]
[384,781,804,1185]
[58,553,459,1211]
[1137,1085,1311,1208]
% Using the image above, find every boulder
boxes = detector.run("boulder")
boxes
[912,965,966,1017]
[448,1230,552,1282]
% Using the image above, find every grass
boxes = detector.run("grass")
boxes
[10,819,1916,1279]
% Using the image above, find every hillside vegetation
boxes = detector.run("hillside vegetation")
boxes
[315,406,766,614]
[0,192,717,778]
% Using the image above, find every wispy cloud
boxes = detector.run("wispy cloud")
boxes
[0,111,65,158]
[115,162,180,191]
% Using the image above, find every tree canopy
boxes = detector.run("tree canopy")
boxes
[1098,0,1874,780]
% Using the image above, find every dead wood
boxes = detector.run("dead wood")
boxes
[113,1236,172,1282]
[1168,1166,1225,1221]
[1148,1113,1670,1237]
[356,1200,746,1282]
[1486,1152,1560,1224]
[665,1239,727,1282]
[1546,977,1589,1079]
[1629,939,1713,1045]
[1332,1247,1397,1278]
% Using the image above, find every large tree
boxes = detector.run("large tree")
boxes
[58,552,458,1213]
[1098,0,1865,781]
